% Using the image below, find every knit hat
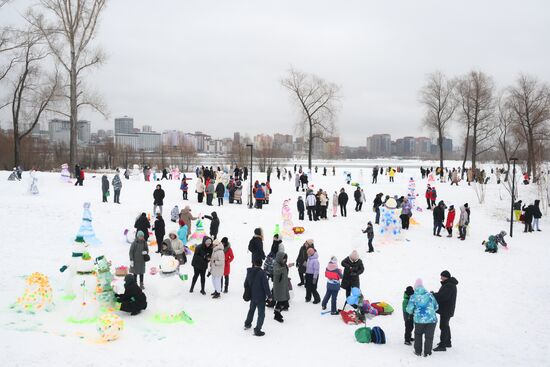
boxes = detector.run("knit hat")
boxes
[330,256,337,263]
[464,203,469,208]
[221,237,229,245]
[414,278,423,289]
[405,286,414,296]
[305,239,314,245]
[307,248,315,256]
[136,231,145,239]
[440,270,451,278]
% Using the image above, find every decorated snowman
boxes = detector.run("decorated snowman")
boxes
[60,163,71,183]
[67,251,100,323]
[379,197,402,241]
[154,256,192,324]
[95,255,115,308]
[60,236,89,299]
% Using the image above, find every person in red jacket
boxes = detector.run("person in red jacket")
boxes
[221,237,234,293]
[425,185,432,210]
[445,205,456,237]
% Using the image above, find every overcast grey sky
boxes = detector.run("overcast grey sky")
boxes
[1,0,550,145]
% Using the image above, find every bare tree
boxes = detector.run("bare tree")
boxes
[281,67,340,170]
[507,74,550,179]
[419,71,457,175]
[496,96,522,182]
[8,29,59,168]
[27,0,108,175]
[456,71,496,175]
[179,143,197,172]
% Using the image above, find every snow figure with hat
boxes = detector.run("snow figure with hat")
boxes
[60,235,89,299]
[379,197,402,241]
[281,199,295,240]
[12,272,54,313]
[95,255,115,308]
[131,164,141,181]
[76,202,101,245]
[153,255,193,324]
[67,251,100,323]
[407,177,418,210]
[171,166,180,180]
[60,163,71,183]
[28,170,39,195]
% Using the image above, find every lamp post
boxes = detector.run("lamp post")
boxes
[509,157,518,237]
[246,144,253,209]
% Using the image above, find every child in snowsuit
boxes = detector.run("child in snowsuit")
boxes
[116,274,147,315]
[362,222,374,253]
[403,286,415,345]
[321,256,343,315]
[483,231,508,253]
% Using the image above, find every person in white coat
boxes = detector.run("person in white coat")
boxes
[209,240,225,298]
[306,190,317,221]
[167,231,186,265]
[196,178,205,203]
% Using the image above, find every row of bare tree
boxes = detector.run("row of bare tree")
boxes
[420,71,550,179]
[0,0,107,173]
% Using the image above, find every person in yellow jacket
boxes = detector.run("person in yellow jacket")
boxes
[389,167,396,183]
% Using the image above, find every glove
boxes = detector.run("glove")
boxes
[142,251,147,255]
[130,261,134,267]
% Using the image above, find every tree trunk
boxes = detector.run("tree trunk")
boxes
[461,127,470,179]
[69,56,78,176]
[438,127,444,176]
[471,122,478,171]
[308,119,313,171]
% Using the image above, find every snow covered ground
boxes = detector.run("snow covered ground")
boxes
[0,164,549,367]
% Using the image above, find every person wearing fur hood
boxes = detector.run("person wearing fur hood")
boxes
[209,239,225,298]
[166,231,186,265]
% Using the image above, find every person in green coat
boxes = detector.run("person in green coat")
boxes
[129,231,148,289]
[402,285,415,345]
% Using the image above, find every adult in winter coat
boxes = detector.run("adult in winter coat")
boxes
[190,236,213,295]
[297,196,305,220]
[341,250,364,298]
[445,205,456,237]
[402,286,415,345]
[400,198,412,230]
[532,200,542,231]
[458,205,469,240]
[153,184,165,215]
[101,175,110,202]
[362,221,375,252]
[112,170,122,204]
[244,260,272,336]
[196,178,205,203]
[305,248,320,304]
[425,185,432,209]
[233,181,243,204]
[209,240,225,298]
[272,252,292,322]
[129,231,148,289]
[74,165,81,186]
[338,188,349,217]
[306,190,317,221]
[116,274,147,315]
[180,178,189,200]
[319,191,328,219]
[430,187,437,208]
[153,213,166,253]
[433,201,446,236]
[406,278,439,357]
[205,180,215,206]
[177,220,189,245]
[433,270,459,352]
[296,239,314,286]
[295,174,300,192]
[221,237,234,293]
[321,256,343,315]
[179,206,198,236]
[203,211,220,239]
[248,228,265,264]
[373,193,384,224]
[354,187,362,212]
[215,181,225,206]
[134,213,151,241]
[254,185,265,209]
[522,203,534,232]
[513,200,523,221]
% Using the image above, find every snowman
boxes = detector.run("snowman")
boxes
[60,236,89,299]
[60,163,71,183]
[153,256,192,324]
[67,251,100,323]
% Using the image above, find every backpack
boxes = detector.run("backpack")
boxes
[371,326,386,344]
[354,327,372,343]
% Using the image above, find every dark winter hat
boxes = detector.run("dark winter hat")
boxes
[221,237,229,245]
[405,286,414,296]
[74,236,85,243]
[464,203,469,208]
[440,270,451,278]
[254,228,262,236]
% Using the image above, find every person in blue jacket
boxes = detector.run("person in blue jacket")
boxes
[406,278,439,357]
[244,259,272,336]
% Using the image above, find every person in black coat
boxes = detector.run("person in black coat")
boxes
[244,259,272,336]
[153,213,165,253]
[433,270,459,352]
[295,240,314,286]
[243,166,248,181]
[373,193,383,224]
[190,236,213,295]
[101,174,109,202]
[354,187,362,212]
[153,184,165,215]
[203,211,220,239]
[533,199,542,231]
[215,181,225,206]
[297,196,305,220]
[248,228,265,264]
[341,251,364,298]
[522,203,534,232]
[338,188,348,217]
[116,274,147,315]
[433,201,446,236]
[161,168,168,180]
[134,212,151,241]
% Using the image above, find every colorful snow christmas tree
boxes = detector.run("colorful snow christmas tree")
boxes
[95,255,115,308]
[67,252,100,323]
[190,217,206,241]
[76,202,101,245]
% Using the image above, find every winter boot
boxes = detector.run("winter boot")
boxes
[274,310,284,323]
[254,329,265,337]
[433,345,447,352]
